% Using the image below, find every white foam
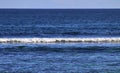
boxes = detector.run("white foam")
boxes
[0,37,120,43]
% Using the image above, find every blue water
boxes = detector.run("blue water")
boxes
[0,9,120,73]
[0,9,120,37]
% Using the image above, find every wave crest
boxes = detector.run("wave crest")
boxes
[0,37,120,43]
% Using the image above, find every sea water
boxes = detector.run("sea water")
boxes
[0,9,120,73]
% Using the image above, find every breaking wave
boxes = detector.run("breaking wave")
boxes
[0,37,120,43]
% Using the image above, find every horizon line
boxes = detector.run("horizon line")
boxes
[0,8,120,10]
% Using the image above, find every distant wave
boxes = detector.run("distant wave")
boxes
[0,37,120,43]
[0,45,120,53]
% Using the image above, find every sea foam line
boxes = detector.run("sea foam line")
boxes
[0,37,120,43]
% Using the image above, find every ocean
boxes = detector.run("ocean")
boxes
[0,9,120,73]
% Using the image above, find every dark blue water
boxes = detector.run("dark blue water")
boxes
[0,9,120,73]
[0,9,120,37]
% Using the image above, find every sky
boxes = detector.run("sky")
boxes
[0,0,120,9]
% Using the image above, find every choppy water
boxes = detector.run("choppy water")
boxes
[0,9,120,73]
[0,44,120,73]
